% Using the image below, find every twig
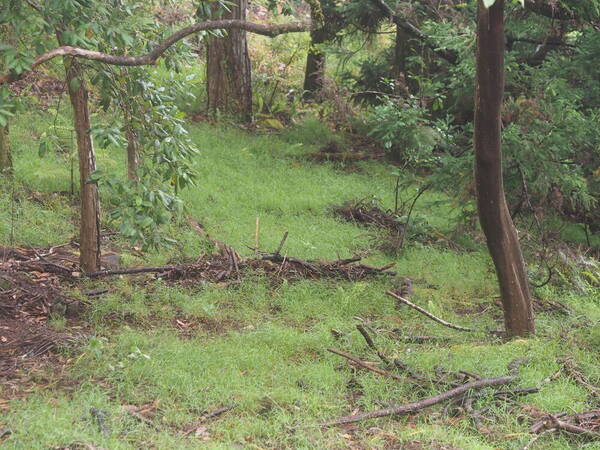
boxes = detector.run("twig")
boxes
[334,256,362,265]
[255,217,260,255]
[356,325,392,366]
[549,416,600,438]
[327,348,403,381]
[273,231,289,258]
[83,288,109,296]
[319,375,515,426]
[522,428,555,449]
[558,357,600,399]
[85,265,180,278]
[201,404,236,421]
[398,184,430,250]
[386,291,478,332]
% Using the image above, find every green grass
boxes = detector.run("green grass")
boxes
[1,116,599,449]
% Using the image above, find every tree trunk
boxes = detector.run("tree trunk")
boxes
[0,125,11,175]
[303,25,327,99]
[64,57,101,272]
[126,128,139,181]
[392,25,412,96]
[123,108,139,180]
[474,0,534,337]
[206,0,253,120]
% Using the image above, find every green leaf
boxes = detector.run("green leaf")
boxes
[483,0,497,7]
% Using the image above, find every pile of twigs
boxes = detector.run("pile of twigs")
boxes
[1,245,83,373]
[87,251,396,283]
[333,201,405,233]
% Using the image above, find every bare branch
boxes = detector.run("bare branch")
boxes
[386,290,479,332]
[320,375,515,426]
[0,19,309,84]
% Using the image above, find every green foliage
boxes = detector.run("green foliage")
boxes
[367,98,446,167]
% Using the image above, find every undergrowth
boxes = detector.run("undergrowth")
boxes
[1,117,599,449]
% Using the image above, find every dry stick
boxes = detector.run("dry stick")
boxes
[85,265,180,278]
[201,404,236,421]
[334,256,362,265]
[356,325,392,366]
[320,375,515,427]
[559,357,600,399]
[386,291,478,332]
[255,217,260,255]
[549,416,600,438]
[327,348,403,381]
[273,231,289,258]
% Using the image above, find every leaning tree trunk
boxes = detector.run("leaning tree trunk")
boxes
[63,57,101,272]
[474,0,534,337]
[206,0,253,120]
[302,19,327,100]
[0,124,11,175]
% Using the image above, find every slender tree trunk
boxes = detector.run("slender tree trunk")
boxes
[126,128,139,181]
[474,0,534,337]
[64,57,101,272]
[123,107,139,180]
[303,22,327,99]
[0,125,11,175]
[206,0,253,120]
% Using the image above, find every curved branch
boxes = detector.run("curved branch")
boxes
[0,19,309,84]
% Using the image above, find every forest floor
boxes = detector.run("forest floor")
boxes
[1,117,599,449]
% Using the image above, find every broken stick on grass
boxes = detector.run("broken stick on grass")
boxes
[328,348,403,381]
[320,375,515,426]
[356,325,392,366]
[386,290,478,332]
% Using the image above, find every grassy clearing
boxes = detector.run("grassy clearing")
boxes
[1,116,599,449]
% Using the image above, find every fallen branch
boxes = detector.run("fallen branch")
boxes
[320,375,515,426]
[386,291,478,332]
[531,410,600,435]
[327,348,403,381]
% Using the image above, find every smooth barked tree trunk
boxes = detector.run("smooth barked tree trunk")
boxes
[63,57,101,272]
[206,0,253,120]
[474,0,534,337]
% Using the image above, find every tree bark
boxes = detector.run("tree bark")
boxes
[474,0,534,337]
[123,107,139,180]
[0,125,11,175]
[303,26,327,99]
[125,127,139,181]
[63,57,101,272]
[206,0,253,120]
